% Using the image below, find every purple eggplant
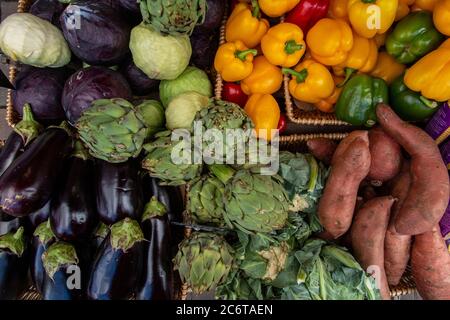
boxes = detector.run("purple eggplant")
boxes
[190,29,219,70]
[0,227,29,300]
[88,218,144,300]
[0,132,24,178]
[0,211,21,237]
[197,0,226,31]
[28,200,51,230]
[119,57,159,96]
[0,124,73,217]
[30,220,55,294]
[136,197,173,300]
[50,142,98,242]
[60,1,131,66]
[144,177,184,223]
[30,0,66,28]
[95,159,144,225]
[62,66,132,124]
[92,223,109,253]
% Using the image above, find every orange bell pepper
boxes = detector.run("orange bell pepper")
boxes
[244,94,281,141]
[396,0,415,21]
[258,0,301,17]
[306,18,354,66]
[370,52,406,84]
[261,23,306,68]
[328,0,349,20]
[241,56,283,95]
[413,0,437,11]
[433,0,450,36]
[314,76,345,113]
[214,41,257,82]
[226,1,270,48]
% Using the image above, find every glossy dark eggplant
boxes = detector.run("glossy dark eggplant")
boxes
[0,227,29,300]
[144,177,184,223]
[136,198,173,300]
[0,132,23,178]
[30,0,66,28]
[119,56,159,96]
[50,144,97,242]
[92,223,109,254]
[95,160,144,225]
[27,200,51,230]
[88,218,144,300]
[30,220,55,294]
[0,124,73,217]
[0,211,21,236]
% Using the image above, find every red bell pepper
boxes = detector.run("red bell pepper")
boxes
[285,0,330,34]
[277,113,287,134]
[222,82,249,108]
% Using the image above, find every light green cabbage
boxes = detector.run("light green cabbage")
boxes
[0,13,71,68]
[165,91,209,130]
[136,99,166,136]
[130,23,191,80]
[159,66,212,108]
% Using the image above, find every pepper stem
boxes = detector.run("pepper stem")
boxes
[251,0,261,18]
[419,96,439,109]
[285,40,303,55]
[13,104,43,146]
[361,0,376,3]
[208,164,236,184]
[282,68,308,84]
[235,49,258,61]
[337,68,356,88]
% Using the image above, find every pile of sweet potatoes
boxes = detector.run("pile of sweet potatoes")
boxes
[308,104,450,300]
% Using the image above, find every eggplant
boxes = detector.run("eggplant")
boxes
[28,200,51,230]
[95,159,144,225]
[190,29,219,70]
[0,132,24,178]
[29,0,66,28]
[196,0,226,31]
[30,220,55,294]
[50,142,98,242]
[92,223,109,253]
[119,57,159,96]
[144,177,184,223]
[88,218,144,300]
[0,227,29,300]
[0,211,21,236]
[0,124,73,217]
[136,197,173,300]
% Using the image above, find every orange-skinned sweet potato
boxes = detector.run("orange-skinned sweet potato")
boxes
[331,131,369,166]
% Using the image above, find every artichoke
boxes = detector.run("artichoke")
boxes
[139,0,207,36]
[173,232,234,294]
[76,98,165,163]
[142,131,203,186]
[187,175,225,225]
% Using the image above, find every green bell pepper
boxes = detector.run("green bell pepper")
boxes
[335,74,388,127]
[386,11,444,65]
[389,75,439,122]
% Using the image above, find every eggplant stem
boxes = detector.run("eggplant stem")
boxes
[13,103,43,146]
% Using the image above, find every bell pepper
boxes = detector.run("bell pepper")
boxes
[404,39,450,102]
[261,23,306,68]
[226,1,270,48]
[244,94,281,141]
[282,59,335,104]
[396,0,415,21]
[412,0,437,11]
[332,32,378,85]
[285,0,330,33]
[240,56,283,95]
[306,18,354,66]
[390,74,439,121]
[258,0,301,17]
[335,74,389,126]
[370,52,406,84]
[223,82,249,107]
[374,33,387,48]
[348,0,398,39]
[386,11,444,65]
[433,0,450,36]
[314,76,345,113]
[214,40,257,82]
[328,0,348,20]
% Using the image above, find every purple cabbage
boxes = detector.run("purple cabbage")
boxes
[119,57,159,96]
[62,66,132,124]
[60,0,131,66]
[197,0,226,31]
[190,29,219,70]
[30,0,66,28]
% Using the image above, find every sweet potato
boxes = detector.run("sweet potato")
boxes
[361,185,378,202]
[306,138,337,165]
[368,127,402,184]
[411,227,450,300]
[318,137,371,238]
[331,130,369,165]
[351,196,396,300]
[376,104,449,235]
[384,161,412,286]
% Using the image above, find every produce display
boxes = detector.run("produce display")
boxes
[0,0,449,302]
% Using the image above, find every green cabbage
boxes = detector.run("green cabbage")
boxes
[130,23,192,80]
[0,13,71,68]
[136,100,166,136]
[159,66,213,108]
[165,92,209,130]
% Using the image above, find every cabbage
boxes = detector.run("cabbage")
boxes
[165,92,210,130]
[130,23,192,81]
[136,100,166,136]
[0,13,70,68]
[159,66,212,108]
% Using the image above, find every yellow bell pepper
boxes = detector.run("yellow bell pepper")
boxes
[261,23,306,68]
[259,0,301,17]
[333,32,378,83]
[241,56,283,95]
[370,52,406,84]
[328,0,349,20]
[214,41,257,82]
[314,76,345,113]
[226,1,270,48]
[283,59,335,104]
[433,0,450,36]
[404,39,450,102]
[396,0,415,21]
[306,18,354,66]
[374,33,386,48]
[348,0,398,38]
[413,0,437,11]
[244,94,280,141]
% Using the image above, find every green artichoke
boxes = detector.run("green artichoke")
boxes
[140,0,207,36]
[142,131,203,186]
[187,175,225,225]
[173,232,234,294]
[76,98,165,163]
